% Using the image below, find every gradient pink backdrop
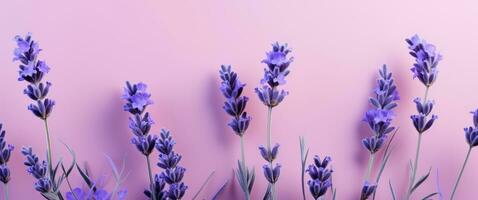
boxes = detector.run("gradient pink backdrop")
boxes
[1,0,478,199]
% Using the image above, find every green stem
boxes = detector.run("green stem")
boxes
[407,133,423,200]
[3,183,9,200]
[450,147,472,200]
[266,107,276,200]
[239,136,250,200]
[146,156,157,200]
[43,119,53,177]
[364,153,375,181]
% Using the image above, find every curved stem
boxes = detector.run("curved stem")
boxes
[3,183,9,200]
[364,153,375,181]
[450,147,472,200]
[146,156,157,200]
[43,119,53,177]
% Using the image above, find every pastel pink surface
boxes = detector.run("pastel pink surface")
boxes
[1,0,478,199]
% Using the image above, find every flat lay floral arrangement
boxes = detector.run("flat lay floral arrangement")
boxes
[1,32,476,200]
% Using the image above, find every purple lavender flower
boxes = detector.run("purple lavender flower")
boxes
[13,33,55,120]
[168,182,187,200]
[405,35,441,199]
[0,124,14,184]
[122,82,157,156]
[144,174,168,200]
[259,144,280,162]
[122,81,153,115]
[255,42,292,108]
[360,181,377,200]
[410,98,437,134]
[362,135,386,154]
[219,65,252,137]
[219,65,254,199]
[21,147,52,194]
[406,35,442,87]
[465,109,478,148]
[66,187,127,200]
[308,179,332,200]
[263,164,281,184]
[369,65,400,110]
[306,155,333,199]
[144,129,187,199]
[362,66,398,155]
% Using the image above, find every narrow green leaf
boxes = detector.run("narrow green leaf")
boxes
[76,164,96,191]
[211,180,228,200]
[192,171,215,200]
[389,180,396,200]
[263,185,272,200]
[422,192,438,200]
[411,168,432,193]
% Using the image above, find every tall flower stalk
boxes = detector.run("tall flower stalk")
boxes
[405,35,441,200]
[449,109,478,199]
[122,81,158,200]
[255,42,292,199]
[0,124,14,200]
[219,65,254,200]
[360,65,399,199]
[13,33,55,179]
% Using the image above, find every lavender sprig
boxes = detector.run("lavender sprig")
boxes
[405,35,441,200]
[122,81,159,200]
[13,33,56,184]
[362,65,398,185]
[306,156,333,200]
[256,42,292,199]
[219,65,254,200]
[145,129,187,200]
[21,147,54,196]
[0,124,14,200]
[449,109,478,199]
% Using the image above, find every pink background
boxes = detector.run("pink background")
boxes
[1,0,478,199]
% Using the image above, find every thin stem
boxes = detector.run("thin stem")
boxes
[239,136,250,200]
[3,183,9,200]
[146,156,157,200]
[450,147,472,200]
[267,107,273,150]
[266,107,276,200]
[423,86,430,102]
[43,119,53,177]
[406,133,423,200]
[364,153,376,181]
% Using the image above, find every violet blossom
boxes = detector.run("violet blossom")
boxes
[0,124,14,184]
[13,33,55,120]
[306,156,333,200]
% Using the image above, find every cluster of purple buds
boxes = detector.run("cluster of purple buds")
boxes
[306,156,333,200]
[362,66,398,154]
[219,65,251,136]
[406,35,442,87]
[122,82,157,156]
[13,33,55,120]
[21,147,52,193]
[259,144,281,184]
[464,109,478,148]
[145,129,187,200]
[411,98,437,134]
[360,181,377,200]
[255,42,292,108]
[0,124,14,184]
[66,187,127,200]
